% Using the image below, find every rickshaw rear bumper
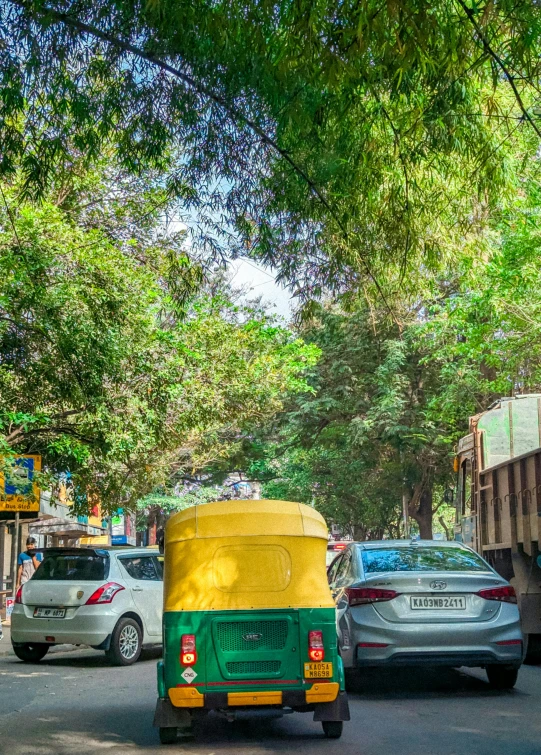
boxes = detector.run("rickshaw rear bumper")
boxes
[155,683,350,724]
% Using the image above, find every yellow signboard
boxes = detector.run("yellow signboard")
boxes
[0,455,41,513]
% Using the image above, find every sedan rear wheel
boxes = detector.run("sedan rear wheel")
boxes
[106,618,142,666]
[486,665,519,690]
[12,643,49,662]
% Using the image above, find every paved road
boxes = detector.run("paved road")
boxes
[1,645,540,755]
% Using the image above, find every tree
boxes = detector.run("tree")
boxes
[0,175,318,513]
[257,301,456,539]
[1,1,540,307]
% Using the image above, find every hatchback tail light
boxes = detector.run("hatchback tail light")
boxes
[308,630,325,662]
[180,634,197,665]
[85,582,125,605]
[346,587,400,606]
[476,585,517,604]
[14,585,23,604]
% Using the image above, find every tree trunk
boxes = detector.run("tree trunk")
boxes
[410,487,433,539]
[353,524,368,541]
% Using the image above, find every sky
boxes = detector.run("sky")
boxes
[227,258,293,320]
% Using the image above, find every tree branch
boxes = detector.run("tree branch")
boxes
[456,0,541,139]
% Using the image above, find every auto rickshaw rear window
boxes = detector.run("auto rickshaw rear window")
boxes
[213,545,291,593]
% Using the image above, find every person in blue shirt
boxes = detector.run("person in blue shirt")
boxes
[16,537,43,589]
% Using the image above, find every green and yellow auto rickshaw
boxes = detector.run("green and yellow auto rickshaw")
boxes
[153,499,349,743]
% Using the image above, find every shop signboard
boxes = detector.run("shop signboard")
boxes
[0,455,41,520]
[111,509,136,546]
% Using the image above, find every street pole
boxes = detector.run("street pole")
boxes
[11,511,19,597]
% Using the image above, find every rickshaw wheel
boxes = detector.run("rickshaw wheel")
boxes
[322,721,343,739]
[159,727,178,744]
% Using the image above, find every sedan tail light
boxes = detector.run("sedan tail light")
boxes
[85,582,125,605]
[476,585,517,604]
[308,630,325,662]
[180,634,197,665]
[346,587,400,606]
[14,585,23,604]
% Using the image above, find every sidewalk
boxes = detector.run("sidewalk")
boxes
[0,622,78,657]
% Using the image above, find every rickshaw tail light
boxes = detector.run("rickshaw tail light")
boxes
[181,635,197,665]
[308,630,325,662]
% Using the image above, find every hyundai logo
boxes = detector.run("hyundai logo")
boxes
[430,580,447,590]
[242,633,263,641]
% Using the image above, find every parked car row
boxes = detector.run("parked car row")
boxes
[10,536,524,694]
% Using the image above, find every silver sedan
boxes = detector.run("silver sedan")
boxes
[328,540,523,689]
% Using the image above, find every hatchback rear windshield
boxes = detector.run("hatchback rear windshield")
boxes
[361,546,489,574]
[32,553,109,581]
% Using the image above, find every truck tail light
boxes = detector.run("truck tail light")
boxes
[476,585,517,604]
[85,582,125,605]
[15,585,23,604]
[346,587,400,606]
[181,634,197,665]
[308,630,325,662]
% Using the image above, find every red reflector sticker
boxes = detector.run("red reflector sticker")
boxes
[357,642,389,648]
[496,639,522,646]
[45,636,55,642]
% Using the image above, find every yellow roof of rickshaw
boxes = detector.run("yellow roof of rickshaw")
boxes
[167,499,327,542]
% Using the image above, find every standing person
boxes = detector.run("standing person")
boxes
[16,537,43,590]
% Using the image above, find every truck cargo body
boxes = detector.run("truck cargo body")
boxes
[455,395,541,662]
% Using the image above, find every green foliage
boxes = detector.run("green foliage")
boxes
[1,1,540,305]
[0,174,317,514]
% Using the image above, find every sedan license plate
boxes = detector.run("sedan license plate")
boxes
[304,662,333,679]
[34,607,66,619]
[410,596,466,610]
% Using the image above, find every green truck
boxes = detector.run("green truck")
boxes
[455,394,541,663]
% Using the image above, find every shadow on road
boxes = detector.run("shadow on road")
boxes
[13,645,163,669]
[346,666,528,700]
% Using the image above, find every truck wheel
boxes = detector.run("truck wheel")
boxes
[159,727,177,744]
[322,721,343,739]
[344,668,360,693]
[486,665,519,690]
[524,634,541,665]
[12,643,49,662]
[105,618,142,666]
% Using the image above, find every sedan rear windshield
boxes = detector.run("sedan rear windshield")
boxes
[32,554,109,581]
[361,546,490,574]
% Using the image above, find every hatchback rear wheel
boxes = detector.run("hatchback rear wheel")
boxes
[106,618,142,666]
[486,665,519,690]
[12,642,49,662]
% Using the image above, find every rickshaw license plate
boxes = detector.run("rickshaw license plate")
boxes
[304,662,333,679]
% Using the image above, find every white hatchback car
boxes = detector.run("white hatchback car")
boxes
[11,547,163,665]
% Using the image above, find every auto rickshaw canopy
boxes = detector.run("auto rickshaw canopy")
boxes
[163,500,334,612]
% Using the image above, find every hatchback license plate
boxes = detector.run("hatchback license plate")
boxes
[34,607,66,618]
[411,596,466,610]
[304,662,333,679]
